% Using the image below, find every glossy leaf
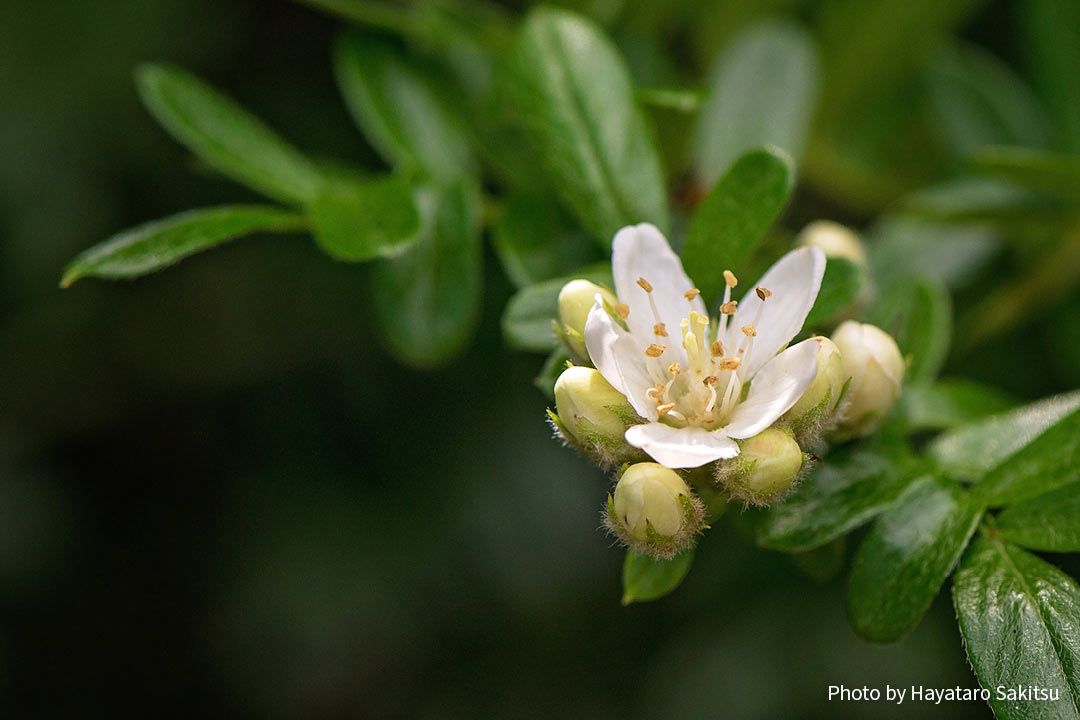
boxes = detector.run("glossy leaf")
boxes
[925,42,1049,158]
[869,278,952,384]
[502,265,612,353]
[492,195,601,288]
[892,379,1016,433]
[682,147,793,306]
[846,476,983,643]
[997,482,1080,552]
[757,442,919,553]
[61,206,304,287]
[928,390,1080,479]
[335,33,475,183]
[693,20,818,185]
[978,404,1080,506]
[370,183,482,367]
[511,8,669,245]
[803,258,863,329]
[136,64,322,205]
[308,177,420,261]
[954,535,1080,719]
[622,548,694,605]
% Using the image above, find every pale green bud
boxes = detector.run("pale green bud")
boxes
[719,428,806,506]
[797,220,867,269]
[830,321,904,440]
[558,279,617,360]
[552,366,641,465]
[605,462,704,560]
[781,336,848,443]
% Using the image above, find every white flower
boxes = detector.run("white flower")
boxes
[583,224,826,469]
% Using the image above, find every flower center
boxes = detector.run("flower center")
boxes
[634,271,771,430]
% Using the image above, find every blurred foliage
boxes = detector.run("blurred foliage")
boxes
[3,0,1080,716]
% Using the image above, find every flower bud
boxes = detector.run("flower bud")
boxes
[605,462,704,559]
[552,366,641,464]
[718,428,806,506]
[797,220,867,269]
[558,279,617,360]
[781,336,847,443]
[829,321,904,440]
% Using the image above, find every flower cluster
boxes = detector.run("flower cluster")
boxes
[549,224,903,559]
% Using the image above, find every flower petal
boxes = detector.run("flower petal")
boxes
[724,338,820,439]
[726,246,825,378]
[612,224,707,364]
[584,298,658,421]
[625,422,739,468]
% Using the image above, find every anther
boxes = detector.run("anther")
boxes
[720,301,737,315]
[684,288,701,302]
[703,375,718,386]
[636,277,653,293]
[741,324,756,337]
[653,322,668,337]
[657,402,676,415]
[710,340,724,356]
[724,270,737,288]
[719,357,741,371]
[756,286,772,301]
[644,344,666,357]
[667,362,681,376]
[614,303,629,320]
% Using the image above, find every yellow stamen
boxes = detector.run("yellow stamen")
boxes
[653,322,668,337]
[636,277,653,293]
[645,344,666,357]
[724,270,737,288]
[657,402,675,415]
[720,301,737,315]
[741,324,756,337]
[719,357,741,371]
[614,303,629,320]
[667,362,681,376]
[703,375,718,386]
[710,340,724,356]
[684,288,701,301]
[756,286,772,301]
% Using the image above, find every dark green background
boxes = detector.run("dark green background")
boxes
[1,0,1076,716]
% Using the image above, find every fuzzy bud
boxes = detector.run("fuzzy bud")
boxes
[552,366,641,464]
[558,279,617,360]
[797,220,867,269]
[605,462,704,560]
[781,336,848,444]
[829,321,904,440]
[718,428,806,506]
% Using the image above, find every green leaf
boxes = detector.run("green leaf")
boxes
[787,537,847,584]
[370,182,482,367]
[925,42,1049,159]
[869,278,952,384]
[978,404,1080,507]
[900,177,1073,227]
[997,482,1080,552]
[308,177,420,262]
[335,32,475,183]
[621,548,694,605]
[502,265,612,353]
[492,195,601,288]
[892,379,1016,433]
[928,390,1080,479]
[61,206,304,287]
[846,476,983,643]
[954,535,1080,719]
[136,64,322,205]
[1022,0,1080,153]
[971,146,1080,202]
[511,7,669,245]
[533,348,571,400]
[757,441,919,553]
[803,258,863,329]
[682,147,793,306]
[867,216,999,291]
[693,20,818,185]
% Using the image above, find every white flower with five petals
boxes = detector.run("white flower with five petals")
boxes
[584,224,826,469]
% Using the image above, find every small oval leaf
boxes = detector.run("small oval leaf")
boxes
[622,548,694,605]
[309,177,420,262]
